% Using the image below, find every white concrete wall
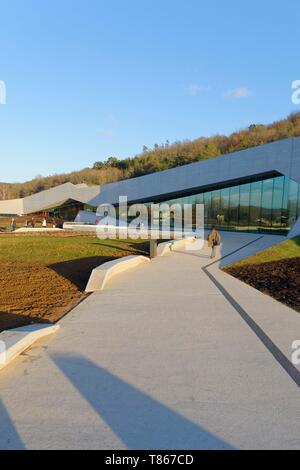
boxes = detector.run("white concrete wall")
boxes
[1,137,300,221]
[0,198,23,215]
[85,255,150,292]
[90,138,300,206]
[23,183,101,214]
[0,183,102,216]
[0,324,60,371]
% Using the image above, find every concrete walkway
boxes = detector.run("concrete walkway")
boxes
[0,233,299,450]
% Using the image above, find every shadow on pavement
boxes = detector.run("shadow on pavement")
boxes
[52,354,234,450]
[0,399,24,450]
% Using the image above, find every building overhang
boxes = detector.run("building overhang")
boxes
[0,137,300,217]
[0,183,101,216]
[90,137,300,207]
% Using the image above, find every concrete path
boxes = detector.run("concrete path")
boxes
[0,233,299,450]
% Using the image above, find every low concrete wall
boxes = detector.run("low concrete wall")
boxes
[85,255,150,292]
[63,223,97,232]
[154,237,197,257]
[157,241,173,257]
[0,324,60,371]
[170,237,196,251]
[15,228,62,233]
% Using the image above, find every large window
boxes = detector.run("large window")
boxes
[249,181,262,230]
[239,183,250,228]
[260,178,274,229]
[156,174,300,235]
[219,188,230,228]
[211,190,221,226]
[287,179,299,227]
[271,176,284,229]
[282,178,300,230]
[204,192,212,227]
[228,186,240,230]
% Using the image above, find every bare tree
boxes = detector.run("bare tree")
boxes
[0,184,9,200]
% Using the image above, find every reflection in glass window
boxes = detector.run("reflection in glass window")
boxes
[228,186,240,230]
[281,177,289,229]
[249,181,262,231]
[287,179,299,228]
[282,177,300,229]
[204,192,211,227]
[239,183,250,228]
[150,174,299,235]
[261,179,274,229]
[211,190,221,226]
[220,188,230,228]
[196,193,204,205]
[271,176,284,229]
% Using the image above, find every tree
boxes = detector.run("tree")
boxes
[0,184,9,200]
[3,113,300,199]
[105,156,119,167]
[93,161,105,170]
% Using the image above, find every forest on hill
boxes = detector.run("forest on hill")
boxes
[1,112,300,200]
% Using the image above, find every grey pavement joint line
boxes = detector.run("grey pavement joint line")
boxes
[202,238,300,388]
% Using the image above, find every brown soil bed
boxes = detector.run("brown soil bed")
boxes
[0,244,148,332]
[224,257,300,313]
[0,261,85,331]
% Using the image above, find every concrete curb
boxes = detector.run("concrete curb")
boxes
[157,241,173,257]
[85,255,150,292]
[0,324,60,371]
[157,238,197,256]
[171,237,196,251]
[15,228,63,233]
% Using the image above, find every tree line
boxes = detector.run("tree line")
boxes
[2,112,300,200]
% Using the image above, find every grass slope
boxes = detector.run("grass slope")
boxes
[0,232,149,331]
[224,237,300,312]
[227,236,300,266]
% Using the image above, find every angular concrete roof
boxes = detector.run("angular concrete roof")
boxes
[90,137,300,206]
[1,137,300,216]
[0,183,101,216]
[0,198,23,216]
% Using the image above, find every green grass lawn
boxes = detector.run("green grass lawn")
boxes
[230,236,300,267]
[0,233,149,264]
[0,232,149,331]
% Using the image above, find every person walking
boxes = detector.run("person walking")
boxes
[10,218,16,232]
[207,226,221,259]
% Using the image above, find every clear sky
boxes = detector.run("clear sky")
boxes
[0,0,300,182]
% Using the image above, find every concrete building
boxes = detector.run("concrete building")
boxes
[1,138,300,234]
[0,183,100,220]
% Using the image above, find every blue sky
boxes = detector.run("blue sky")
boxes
[0,0,300,182]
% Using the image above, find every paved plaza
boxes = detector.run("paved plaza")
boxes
[0,233,299,450]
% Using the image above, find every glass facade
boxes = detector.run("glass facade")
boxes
[45,200,97,221]
[154,175,300,235]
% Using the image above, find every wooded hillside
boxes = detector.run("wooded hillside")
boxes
[2,113,300,200]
